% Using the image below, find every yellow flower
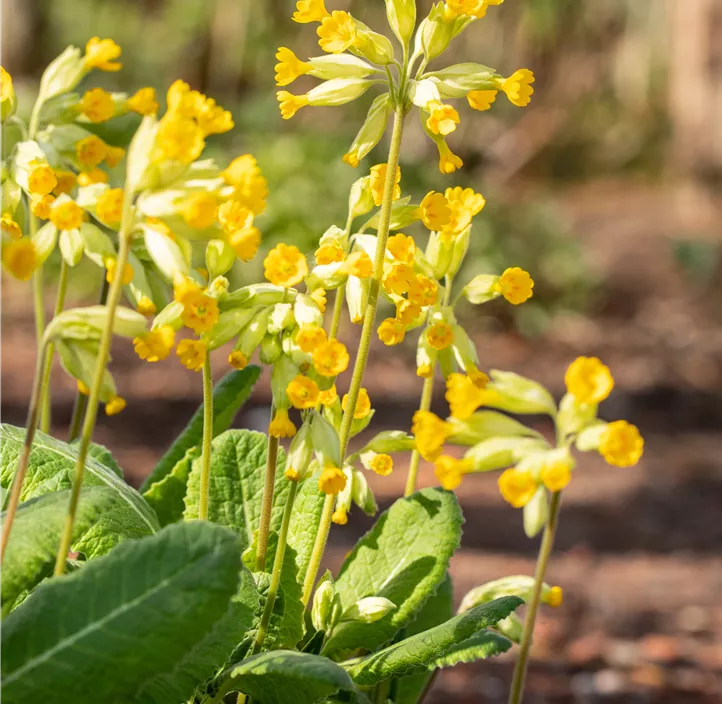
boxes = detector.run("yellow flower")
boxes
[407,275,438,307]
[275,47,311,86]
[270,408,297,438]
[53,170,77,195]
[127,87,159,115]
[396,299,421,325]
[229,226,262,262]
[315,242,345,265]
[426,322,454,350]
[296,325,327,353]
[438,141,463,174]
[293,0,330,23]
[435,455,472,491]
[80,87,115,123]
[332,507,348,525]
[317,11,357,53]
[442,186,486,237]
[287,375,321,409]
[1,213,22,239]
[318,384,338,406]
[180,289,220,333]
[105,395,127,416]
[133,325,175,363]
[2,238,37,280]
[540,458,573,492]
[176,338,207,372]
[417,363,434,379]
[27,164,58,195]
[197,98,234,136]
[277,90,309,119]
[382,262,414,296]
[77,380,91,395]
[222,155,268,215]
[137,296,156,316]
[340,251,373,278]
[156,115,205,164]
[495,266,534,305]
[426,101,460,136]
[370,454,393,476]
[377,317,405,346]
[50,199,84,231]
[547,586,563,608]
[312,338,350,377]
[342,388,371,419]
[412,410,452,461]
[466,364,490,388]
[369,163,401,206]
[77,168,109,187]
[599,420,644,467]
[1,66,13,103]
[30,194,55,220]
[446,373,488,420]
[105,257,134,285]
[218,200,253,233]
[264,243,308,287]
[174,276,201,304]
[343,150,360,167]
[96,188,124,225]
[84,37,122,71]
[310,288,327,312]
[467,90,498,111]
[181,192,217,230]
[387,233,415,263]
[318,465,347,495]
[104,145,126,168]
[76,135,107,169]
[498,468,537,508]
[499,69,535,107]
[228,350,248,370]
[565,356,614,405]
[286,467,302,482]
[445,0,489,18]
[418,191,451,231]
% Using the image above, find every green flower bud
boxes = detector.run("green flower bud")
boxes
[425,231,452,279]
[420,3,456,61]
[351,467,377,515]
[348,177,375,218]
[307,78,374,108]
[45,305,147,344]
[1,172,23,217]
[340,596,396,624]
[59,228,84,267]
[222,283,293,310]
[206,307,259,350]
[344,93,392,169]
[152,301,184,332]
[10,140,52,191]
[352,20,396,66]
[271,354,299,405]
[485,370,558,416]
[140,221,190,281]
[463,273,500,304]
[125,115,159,194]
[306,262,346,292]
[311,411,342,468]
[459,575,561,613]
[523,485,549,538]
[575,421,608,452]
[285,420,315,482]
[311,572,338,632]
[425,63,498,97]
[32,222,59,267]
[362,195,418,231]
[76,223,114,268]
[56,339,117,403]
[205,239,235,279]
[447,226,470,278]
[556,392,599,440]
[260,334,283,364]
[496,614,523,643]
[235,307,272,358]
[345,274,369,326]
[386,0,417,47]
[308,54,377,81]
[37,46,86,102]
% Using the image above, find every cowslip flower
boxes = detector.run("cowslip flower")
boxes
[498,467,537,508]
[342,388,371,419]
[105,145,126,168]
[218,200,253,233]
[565,356,614,405]
[435,455,472,491]
[105,395,127,416]
[426,101,460,136]
[318,384,338,406]
[318,465,347,495]
[418,191,451,230]
[275,47,312,86]
[127,87,159,115]
[181,192,217,230]
[438,139,464,174]
[52,170,76,195]
[264,243,308,287]
[1,213,22,240]
[446,373,488,420]
[599,420,644,467]
[426,321,454,350]
[84,37,122,71]
[78,168,109,186]
[287,375,321,409]
[412,410,452,461]
[383,262,415,296]
[50,198,84,231]
[80,87,115,122]
[497,69,535,107]
[27,164,57,196]
[407,275,438,307]
[229,226,261,262]
[222,155,268,215]
[296,325,327,353]
[442,186,486,238]
[315,242,345,265]
[155,114,205,164]
[177,338,206,371]
[180,289,219,333]
[317,11,357,53]
[76,135,107,169]
[1,239,37,281]
[104,257,134,285]
[467,89,498,112]
[228,350,249,370]
[270,408,297,438]
[370,453,393,476]
[293,0,330,23]
[377,317,405,346]
[369,163,401,206]
[540,458,573,492]
[133,326,175,363]
[387,233,415,263]
[445,0,490,18]
[495,267,534,305]
[137,296,156,317]
[339,251,373,278]
[396,299,421,325]
[96,188,124,225]
[312,338,350,377]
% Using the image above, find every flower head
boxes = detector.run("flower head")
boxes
[76,135,107,169]
[317,11,357,53]
[105,257,134,285]
[313,338,350,377]
[105,395,126,416]
[181,192,217,230]
[296,325,327,353]
[370,163,401,206]
[419,191,451,231]
[498,468,537,508]
[228,350,248,370]
[53,170,77,195]
[382,263,415,296]
[180,289,219,333]
[1,214,22,240]
[127,87,159,115]
[156,115,205,163]
[105,145,126,168]
[222,155,268,215]
[387,233,415,263]
[137,296,156,316]
[339,251,373,278]
[413,411,453,461]
[599,420,644,467]
[565,356,614,405]
[77,168,109,186]
[467,90,498,111]
[275,47,311,86]
[293,0,330,23]
[370,454,393,476]
[176,338,206,372]
[426,322,454,350]
[496,267,534,305]
[277,90,309,119]
[426,101,460,136]
[287,375,321,409]
[96,188,124,225]
[407,275,438,307]
[540,458,573,492]
[270,408,297,438]
[396,299,421,325]
[446,0,489,18]
[442,186,486,237]
[435,455,472,491]
[133,326,175,363]
[438,140,463,174]
[84,37,122,71]
[446,373,488,420]
[229,226,261,262]
[218,200,253,232]
[319,384,338,406]
[310,288,327,312]
[318,465,347,495]
[377,317,405,345]
[2,238,37,280]
[315,242,345,265]
[332,507,348,524]
[499,69,535,107]
[81,87,115,123]
[28,164,57,195]
[50,199,84,231]
[342,388,371,419]
[264,243,308,287]
[30,195,54,223]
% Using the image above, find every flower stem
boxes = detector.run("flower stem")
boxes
[404,373,434,497]
[507,491,563,704]
[301,105,407,605]
[255,415,278,572]
[52,199,134,577]
[198,349,214,520]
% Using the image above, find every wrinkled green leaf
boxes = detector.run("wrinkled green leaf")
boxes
[1,522,243,704]
[142,367,260,491]
[142,447,197,526]
[432,630,512,668]
[346,597,522,685]
[84,442,123,477]
[287,471,326,577]
[0,425,159,557]
[323,488,462,657]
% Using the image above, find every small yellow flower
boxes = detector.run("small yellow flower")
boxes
[264,243,308,287]
[218,200,253,233]
[312,339,350,377]
[426,101,460,136]
[315,243,345,265]
[287,375,321,409]
[310,288,327,312]
[412,410,452,461]
[176,338,207,372]
[342,388,371,419]
[438,141,463,174]
[417,363,434,378]
[370,453,393,476]
[340,251,373,278]
[84,37,122,72]
[50,199,84,231]
[286,467,302,482]
[53,170,76,195]
[498,468,537,508]
[80,87,115,123]
[105,395,126,416]
[137,296,156,316]
[105,257,134,285]
[317,11,357,53]
[426,322,454,350]
[1,214,22,240]
[156,115,205,164]
[127,87,159,116]
[229,226,261,262]
[499,69,535,108]
[2,238,37,280]
[30,194,56,220]
[446,373,487,420]
[275,47,311,86]
[496,267,534,305]
[197,97,234,136]
[296,325,327,353]
[565,356,614,405]
[382,262,415,296]
[387,233,415,263]
[318,384,338,407]
[547,586,563,608]
[77,380,91,395]
[343,150,360,167]
[445,0,489,18]
[466,364,490,388]
[269,408,297,438]
[418,191,451,231]
[369,163,401,207]
[104,145,126,168]
[133,325,175,363]
[540,459,573,492]
[293,0,330,23]
[442,186,486,237]
[181,192,217,230]
[174,276,201,304]
[377,317,405,346]
[277,90,309,119]
[407,275,438,307]
[435,455,472,491]
[1,66,13,104]
[27,164,58,196]
[76,135,107,169]
[96,188,124,225]
[332,507,348,525]
[467,90,498,111]
[228,350,249,370]
[180,289,220,333]
[396,299,421,325]
[222,155,268,215]
[77,168,109,187]
[599,420,644,467]
[318,465,347,495]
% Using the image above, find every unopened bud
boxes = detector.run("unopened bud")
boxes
[311,411,341,468]
[260,334,283,364]
[38,46,86,102]
[523,485,549,538]
[285,421,314,482]
[386,0,416,47]
[344,94,392,169]
[420,3,456,61]
[206,307,258,349]
[351,468,377,515]
[307,78,373,108]
[206,239,236,279]
[425,63,497,97]
[341,596,396,624]
[485,370,557,416]
[311,574,337,632]
[141,221,190,281]
[352,21,395,66]
[32,222,59,267]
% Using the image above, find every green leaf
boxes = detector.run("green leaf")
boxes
[84,442,124,477]
[345,597,522,685]
[183,429,288,550]
[432,630,513,667]
[1,522,243,704]
[142,447,197,526]
[142,367,261,491]
[323,488,462,656]
[221,651,355,704]
[287,471,326,577]
[0,425,159,557]
[1,487,116,616]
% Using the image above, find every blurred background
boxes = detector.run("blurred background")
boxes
[2,0,722,701]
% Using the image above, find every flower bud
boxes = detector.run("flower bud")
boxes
[360,430,416,454]
[346,274,370,325]
[421,3,456,61]
[484,370,557,416]
[307,78,373,108]
[152,301,184,332]
[78,222,115,267]
[556,392,599,440]
[362,196,418,231]
[352,467,377,515]
[294,293,324,328]
[447,225,470,278]
[463,436,548,473]
[496,614,523,643]
[574,421,608,452]
[37,46,86,102]
[333,465,354,524]
[352,21,395,66]
[425,231,452,279]
[1,67,17,122]
[425,63,497,97]
[311,411,342,468]
[140,221,190,281]
[523,485,549,538]
[344,94,392,169]
[459,575,560,613]
[306,261,346,292]
[205,239,236,279]
[234,307,272,358]
[206,307,258,349]
[11,141,52,192]
[222,283,292,309]
[56,339,117,403]
[32,222,59,267]
[463,273,500,304]
[311,573,338,632]
[271,354,299,406]
[285,420,315,482]
[260,334,283,364]
[340,596,396,624]
[59,228,84,266]
[348,177,375,217]
[268,302,295,334]
[307,54,376,80]
[386,0,416,46]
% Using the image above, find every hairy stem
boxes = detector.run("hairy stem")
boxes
[507,491,562,704]
[301,105,407,604]
[198,349,214,520]
[404,373,434,497]
[255,420,278,572]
